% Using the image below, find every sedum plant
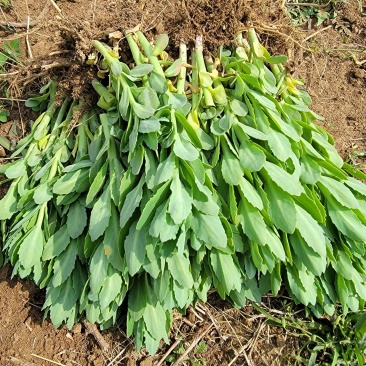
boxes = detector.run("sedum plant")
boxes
[1,29,366,353]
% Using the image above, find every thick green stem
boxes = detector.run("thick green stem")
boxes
[100,113,117,160]
[191,52,199,110]
[36,203,47,227]
[177,42,187,95]
[44,98,70,152]
[92,80,116,104]
[126,33,143,65]
[136,31,165,76]
[48,148,63,179]
[92,40,117,65]
[247,28,260,48]
[195,35,215,107]
[77,112,89,158]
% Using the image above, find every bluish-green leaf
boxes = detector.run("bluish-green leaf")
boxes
[265,180,296,233]
[139,118,161,133]
[211,248,241,293]
[173,135,199,161]
[167,252,194,288]
[263,161,304,196]
[130,64,153,77]
[191,213,227,249]
[295,205,326,258]
[168,176,192,225]
[120,177,144,228]
[67,200,87,239]
[18,225,44,275]
[52,243,77,287]
[43,225,71,261]
[89,186,111,241]
[124,223,147,276]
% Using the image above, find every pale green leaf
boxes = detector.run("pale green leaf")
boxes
[133,102,155,119]
[5,159,26,179]
[90,244,109,295]
[221,150,242,186]
[168,176,192,225]
[120,177,144,228]
[210,248,241,293]
[67,200,87,239]
[124,223,147,276]
[139,118,161,133]
[18,225,44,275]
[295,205,326,258]
[173,135,199,161]
[136,179,171,230]
[319,176,359,209]
[191,213,227,249]
[52,243,77,287]
[155,153,176,186]
[86,160,108,205]
[130,64,153,77]
[99,268,123,308]
[265,180,296,233]
[327,197,366,242]
[89,186,111,241]
[238,177,263,210]
[153,34,169,55]
[43,225,71,261]
[267,129,292,162]
[138,86,160,109]
[239,140,266,172]
[263,161,304,196]
[33,183,53,205]
[167,251,194,288]
[0,185,18,220]
[230,99,248,117]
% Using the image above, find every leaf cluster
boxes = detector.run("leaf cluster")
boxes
[1,29,366,354]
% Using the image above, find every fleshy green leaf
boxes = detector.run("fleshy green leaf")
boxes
[168,176,192,225]
[191,213,227,249]
[263,161,304,196]
[67,201,87,239]
[89,185,112,241]
[18,225,44,276]
[124,223,147,276]
[167,252,194,288]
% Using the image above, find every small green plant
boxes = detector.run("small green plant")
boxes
[254,302,366,365]
[0,39,22,71]
[0,0,11,8]
[346,144,366,170]
[0,107,10,123]
[295,311,366,365]
[0,39,22,124]
[286,0,343,26]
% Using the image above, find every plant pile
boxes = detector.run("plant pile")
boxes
[1,29,366,353]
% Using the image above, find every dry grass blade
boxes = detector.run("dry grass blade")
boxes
[106,347,127,366]
[31,354,67,366]
[171,324,213,366]
[82,320,110,351]
[304,25,332,41]
[156,338,182,366]
[285,1,332,8]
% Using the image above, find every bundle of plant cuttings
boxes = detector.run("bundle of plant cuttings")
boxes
[1,28,366,353]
